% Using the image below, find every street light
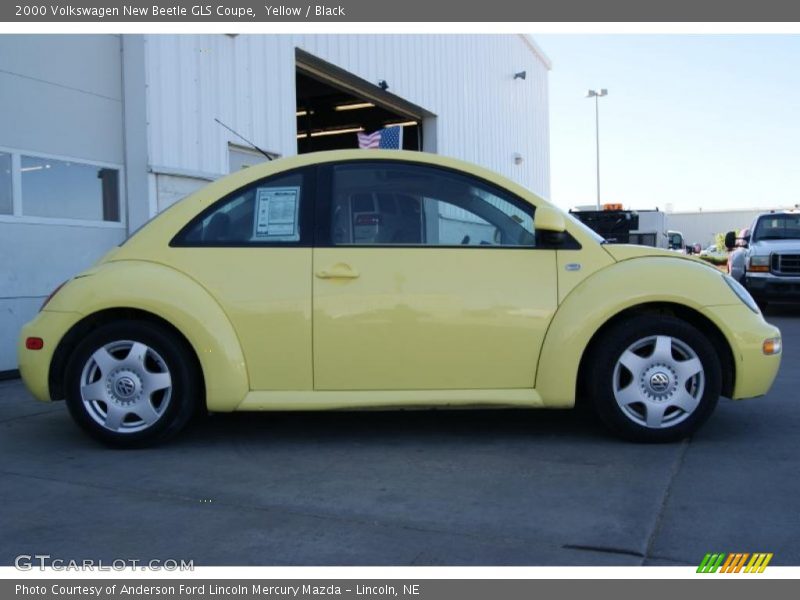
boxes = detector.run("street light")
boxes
[586,88,608,209]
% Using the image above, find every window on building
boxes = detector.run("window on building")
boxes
[20,155,120,221]
[0,152,11,215]
[0,149,121,222]
[330,162,535,247]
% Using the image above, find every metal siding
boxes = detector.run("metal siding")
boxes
[0,221,126,370]
[0,35,123,164]
[145,34,550,197]
[0,35,126,371]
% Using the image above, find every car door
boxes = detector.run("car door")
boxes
[168,167,315,391]
[313,160,558,391]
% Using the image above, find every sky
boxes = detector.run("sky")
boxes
[534,35,800,213]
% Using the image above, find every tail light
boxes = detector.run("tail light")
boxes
[25,337,44,350]
[40,281,67,311]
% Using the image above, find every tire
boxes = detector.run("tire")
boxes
[586,315,721,442]
[64,320,201,447]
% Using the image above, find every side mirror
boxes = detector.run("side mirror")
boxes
[535,205,566,234]
[724,231,737,251]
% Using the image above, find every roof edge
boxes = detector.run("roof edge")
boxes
[519,34,552,70]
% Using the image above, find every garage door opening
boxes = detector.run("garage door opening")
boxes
[296,50,429,154]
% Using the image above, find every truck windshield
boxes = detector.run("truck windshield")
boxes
[752,214,800,242]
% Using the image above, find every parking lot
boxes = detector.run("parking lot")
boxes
[1,307,798,567]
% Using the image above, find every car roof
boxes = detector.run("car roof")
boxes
[140,150,552,238]
[222,149,548,205]
[110,149,593,260]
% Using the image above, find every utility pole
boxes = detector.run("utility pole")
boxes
[586,89,608,209]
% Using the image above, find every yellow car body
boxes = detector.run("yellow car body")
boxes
[17,150,781,443]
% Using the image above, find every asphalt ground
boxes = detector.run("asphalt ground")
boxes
[1,306,798,567]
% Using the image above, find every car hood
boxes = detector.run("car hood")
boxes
[750,239,800,254]
[602,244,693,263]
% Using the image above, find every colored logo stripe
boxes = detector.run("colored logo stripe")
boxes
[697,553,725,573]
[745,553,773,573]
[697,552,772,573]
[720,553,748,573]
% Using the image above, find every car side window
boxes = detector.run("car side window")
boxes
[176,171,307,246]
[330,163,535,247]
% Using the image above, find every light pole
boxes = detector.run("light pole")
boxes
[586,88,608,209]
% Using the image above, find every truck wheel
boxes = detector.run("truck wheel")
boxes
[64,320,201,447]
[587,315,721,442]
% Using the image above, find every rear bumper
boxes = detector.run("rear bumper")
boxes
[18,310,81,402]
[702,304,781,399]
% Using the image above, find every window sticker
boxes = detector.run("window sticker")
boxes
[253,186,301,241]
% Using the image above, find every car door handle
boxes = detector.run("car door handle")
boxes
[315,264,360,279]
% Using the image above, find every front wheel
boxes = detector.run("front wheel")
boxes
[587,315,721,442]
[64,321,201,447]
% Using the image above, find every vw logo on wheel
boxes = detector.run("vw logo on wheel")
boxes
[115,376,136,398]
[649,372,671,393]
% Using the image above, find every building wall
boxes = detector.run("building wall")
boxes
[0,33,550,373]
[0,35,126,371]
[144,34,551,198]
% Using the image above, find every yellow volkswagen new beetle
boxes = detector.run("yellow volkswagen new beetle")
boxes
[19,150,781,446]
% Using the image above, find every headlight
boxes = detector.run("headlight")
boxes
[723,274,760,313]
[748,255,770,272]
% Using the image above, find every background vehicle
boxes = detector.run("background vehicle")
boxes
[18,151,781,447]
[570,206,684,250]
[726,212,800,306]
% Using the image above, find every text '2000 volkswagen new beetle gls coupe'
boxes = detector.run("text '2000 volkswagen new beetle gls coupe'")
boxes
[19,150,781,446]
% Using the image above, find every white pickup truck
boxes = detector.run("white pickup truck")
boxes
[726,210,800,306]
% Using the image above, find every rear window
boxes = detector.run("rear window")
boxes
[172,169,310,246]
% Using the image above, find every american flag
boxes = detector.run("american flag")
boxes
[357,126,403,150]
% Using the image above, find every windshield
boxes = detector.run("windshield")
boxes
[752,214,800,242]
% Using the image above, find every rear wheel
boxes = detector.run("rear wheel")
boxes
[587,315,721,442]
[64,321,201,447]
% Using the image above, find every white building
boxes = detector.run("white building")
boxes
[0,34,551,372]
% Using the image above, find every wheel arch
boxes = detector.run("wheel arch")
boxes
[575,302,735,408]
[43,260,250,412]
[535,257,739,408]
[49,308,205,405]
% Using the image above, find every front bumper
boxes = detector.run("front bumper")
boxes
[745,273,800,300]
[702,304,781,399]
[18,310,82,402]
